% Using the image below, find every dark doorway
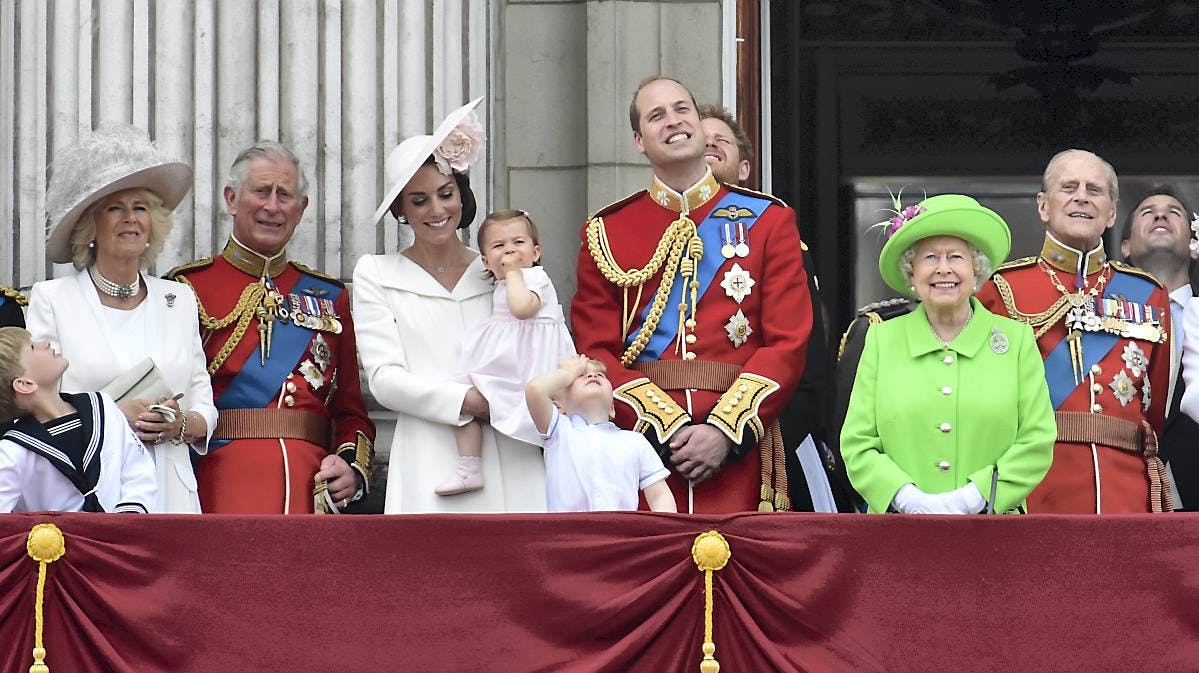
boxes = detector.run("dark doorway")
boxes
[771,1,1199,337]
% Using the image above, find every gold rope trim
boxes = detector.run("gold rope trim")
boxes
[691,531,730,673]
[26,523,65,673]
[992,273,1075,339]
[585,214,698,366]
[176,276,267,375]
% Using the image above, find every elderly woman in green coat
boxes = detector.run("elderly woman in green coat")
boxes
[840,194,1056,514]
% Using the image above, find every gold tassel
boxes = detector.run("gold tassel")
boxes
[691,531,731,673]
[26,523,66,673]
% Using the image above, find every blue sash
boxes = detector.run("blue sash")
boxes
[1043,271,1154,409]
[629,191,772,361]
[216,273,343,411]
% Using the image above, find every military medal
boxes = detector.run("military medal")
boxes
[1122,342,1148,378]
[310,333,332,372]
[735,222,750,258]
[724,309,752,348]
[1109,369,1135,407]
[299,358,325,390]
[720,263,755,304]
[989,328,1009,354]
[1142,378,1152,412]
[165,292,176,308]
[720,222,736,258]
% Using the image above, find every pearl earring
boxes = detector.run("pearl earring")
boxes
[88,240,95,249]
[909,285,916,293]
[397,214,408,225]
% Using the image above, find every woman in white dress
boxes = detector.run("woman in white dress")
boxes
[27,124,216,514]
[353,98,547,513]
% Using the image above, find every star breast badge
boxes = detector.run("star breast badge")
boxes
[1109,369,1135,407]
[725,309,753,348]
[720,263,755,304]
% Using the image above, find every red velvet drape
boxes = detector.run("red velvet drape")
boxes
[2,512,1198,672]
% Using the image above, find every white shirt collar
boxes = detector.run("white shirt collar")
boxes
[1170,283,1193,307]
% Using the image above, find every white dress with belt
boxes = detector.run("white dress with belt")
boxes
[26,270,217,513]
[352,253,547,514]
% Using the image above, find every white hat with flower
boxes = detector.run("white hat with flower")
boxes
[371,97,485,226]
[45,124,192,264]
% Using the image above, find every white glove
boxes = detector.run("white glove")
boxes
[893,483,984,515]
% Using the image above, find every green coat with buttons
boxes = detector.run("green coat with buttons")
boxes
[840,298,1056,513]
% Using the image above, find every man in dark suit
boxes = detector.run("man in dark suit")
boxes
[1120,184,1198,509]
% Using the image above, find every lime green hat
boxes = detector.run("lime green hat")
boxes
[878,193,1012,297]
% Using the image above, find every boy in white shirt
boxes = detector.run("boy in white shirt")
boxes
[527,355,676,512]
[0,327,156,513]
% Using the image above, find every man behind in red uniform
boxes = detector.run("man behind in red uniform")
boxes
[168,142,374,514]
[571,77,813,513]
[976,149,1172,513]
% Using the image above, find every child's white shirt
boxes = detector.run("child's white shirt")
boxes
[541,407,669,512]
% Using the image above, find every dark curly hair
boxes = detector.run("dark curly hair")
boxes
[387,155,477,230]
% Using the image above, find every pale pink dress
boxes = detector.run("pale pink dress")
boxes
[458,266,576,446]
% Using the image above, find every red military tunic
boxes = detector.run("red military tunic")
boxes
[976,234,1172,513]
[168,237,375,514]
[572,169,812,513]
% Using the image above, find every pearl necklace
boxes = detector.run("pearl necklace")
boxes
[89,267,140,300]
[930,306,973,348]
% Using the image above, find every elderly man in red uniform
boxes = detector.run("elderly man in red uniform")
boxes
[572,77,812,513]
[168,142,374,514]
[976,149,1172,513]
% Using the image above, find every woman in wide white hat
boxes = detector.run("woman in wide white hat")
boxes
[352,98,547,513]
[27,124,217,513]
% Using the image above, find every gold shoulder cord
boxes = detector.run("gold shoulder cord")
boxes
[586,215,697,366]
[176,276,267,375]
[992,273,1075,339]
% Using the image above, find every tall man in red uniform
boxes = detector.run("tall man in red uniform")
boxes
[572,77,813,513]
[168,142,374,514]
[976,149,1172,513]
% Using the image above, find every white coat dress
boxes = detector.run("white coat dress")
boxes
[27,270,217,513]
[352,253,547,513]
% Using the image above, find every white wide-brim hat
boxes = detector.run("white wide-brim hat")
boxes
[371,97,484,226]
[46,124,192,264]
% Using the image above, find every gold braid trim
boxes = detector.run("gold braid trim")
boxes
[992,273,1074,339]
[176,276,266,375]
[586,215,696,366]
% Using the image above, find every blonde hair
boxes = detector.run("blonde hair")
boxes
[477,208,543,281]
[0,327,32,423]
[69,188,174,271]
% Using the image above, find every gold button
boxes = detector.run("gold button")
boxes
[1092,404,1102,413]
[738,384,749,393]
[722,405,734,413]
[937,460,951,472]
[1091,364,1102,375]
[287,372,294,379]
[286,381,297,393]
[684,352,697,360]
[657,402,667,410]
[664,407,674,414]
[648,392,659,402]
[284,395,295,407]
[943,355,954,365]
[685,318,696,329]
[1091,383,1102,394]
[941,386,952,395]
[939,422,951,433]
[685,334,697,344]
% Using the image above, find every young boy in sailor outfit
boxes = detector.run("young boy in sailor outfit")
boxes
[0,327,156,513]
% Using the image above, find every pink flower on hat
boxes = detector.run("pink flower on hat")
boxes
[886,204,924,237]
[433,111,485,175]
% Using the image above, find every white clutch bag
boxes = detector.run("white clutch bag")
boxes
[100,358,175,404]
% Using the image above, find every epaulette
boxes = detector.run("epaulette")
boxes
[995,256,1037,272]
[1110,259,1165,288]
[0,286,27,306]
[163,257,214,280]
[589,190,647,220]
[855,296,914,317]
[290,261,346,287]
[725,183,787,208]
